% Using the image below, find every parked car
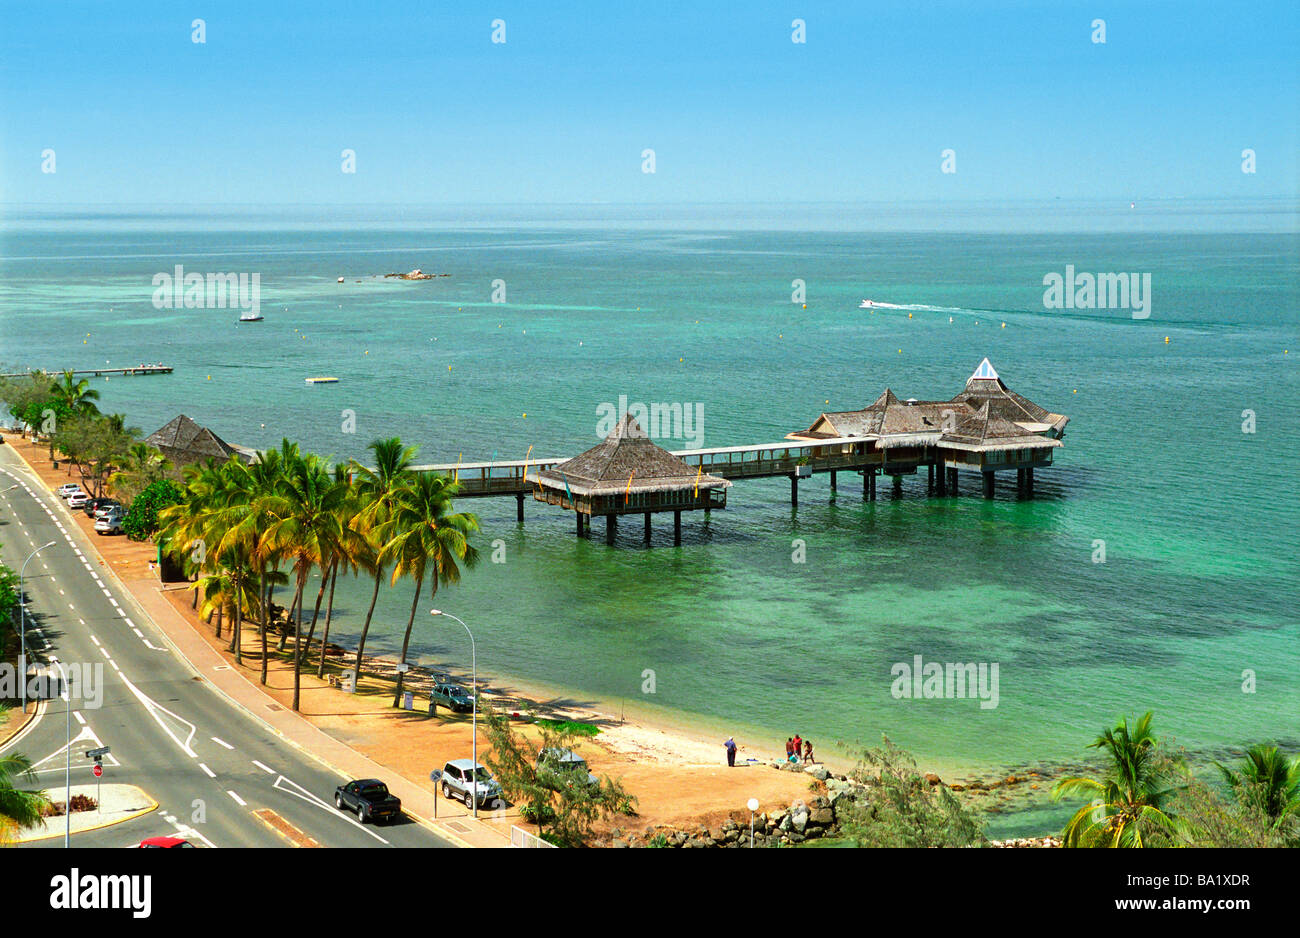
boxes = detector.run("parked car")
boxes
[94,509,124,535]
[429,682,474,714]
[439,759,503,809]
[85,497,120,517]
[57,483,82,499]
[67,491,90,509]
[334,778,401,824]
[137,836,194,848]
[536,748,600,790]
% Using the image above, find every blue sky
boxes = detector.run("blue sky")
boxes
[1,0,1296,204]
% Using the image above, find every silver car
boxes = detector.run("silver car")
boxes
[440,759,502,809]
[94,508,124,535]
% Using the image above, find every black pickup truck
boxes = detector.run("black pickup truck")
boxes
[334,779,402,824]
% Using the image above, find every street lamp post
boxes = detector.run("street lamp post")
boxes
[19,541,57,713]
[431,609,478,818]
[748,797,760,848]
[50,658,72,847]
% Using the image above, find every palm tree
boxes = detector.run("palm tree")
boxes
[1051,711,1180,847]
[108,442,173,504]
[347,437,419,689]
[377,472,480,707]
[300,463,356,674]
[51,369,100,415]
[260,451,349,711]
[0,752,51,842]
[1217,744,1300,827]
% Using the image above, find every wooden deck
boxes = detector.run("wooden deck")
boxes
[0,365,173,379]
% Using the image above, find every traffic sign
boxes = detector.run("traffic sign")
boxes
[92,763,103,778]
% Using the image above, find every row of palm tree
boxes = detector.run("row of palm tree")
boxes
[1052,711,1299,846]
[157,437,479,712]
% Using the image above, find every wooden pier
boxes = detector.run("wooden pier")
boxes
[0,365,173,379]
[406,360,1068,544]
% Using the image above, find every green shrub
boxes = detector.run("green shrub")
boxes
[123,479,183,542]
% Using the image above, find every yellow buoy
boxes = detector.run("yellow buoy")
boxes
[522,413,527,418]
[1001,322,1006,328]
[679,357,683,362]
[1164,336,1170,344]
[1073,389,1077,393]
[802,304,807,309]
[207,375,211,380]
[908,313,912,319]
[897,349,902,353]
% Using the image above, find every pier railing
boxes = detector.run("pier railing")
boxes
[413,436,886,497]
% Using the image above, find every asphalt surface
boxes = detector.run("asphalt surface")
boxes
[0,445,455,849]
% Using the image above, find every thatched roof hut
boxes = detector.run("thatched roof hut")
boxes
[531,413,729,521]
[788,359,1068,452]
[145,414,250,466]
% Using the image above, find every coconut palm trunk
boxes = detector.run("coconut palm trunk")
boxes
[317,564,339,678]
[290,570,307,712]
[259,564,271,684]
[298,565,330,666]
[351,568,383,691]
[392,573,425,708]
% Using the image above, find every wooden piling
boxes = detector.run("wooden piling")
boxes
[790,474,798,508]
[673,510,682,546]
[830,469,837,492]
[983,471,995,499]
[644,512,652,544]
[606,514,617,545]
[516,492,524,522]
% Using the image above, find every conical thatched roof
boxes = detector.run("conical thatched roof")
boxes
[145,414,241,465]
[788,359,1068,443]
[939,400,1063,452]
[534,414,730,497]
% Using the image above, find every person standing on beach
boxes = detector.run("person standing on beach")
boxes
[803,739,815,764]
[792,734,802,763]
[725,737,737,767]
[785,738,794,761]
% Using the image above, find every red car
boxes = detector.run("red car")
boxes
[137,836,194,848]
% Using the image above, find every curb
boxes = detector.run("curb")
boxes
[15,791,159,843]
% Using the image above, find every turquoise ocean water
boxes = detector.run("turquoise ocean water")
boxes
[3,201,1297,832]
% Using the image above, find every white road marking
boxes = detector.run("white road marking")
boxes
[227,790,246,806]
[199,763,216,778]
[252,760,275,774]
[211,737,234,750]
[120,674,198,757]
[273,774,390,844]
[73,711,86,726]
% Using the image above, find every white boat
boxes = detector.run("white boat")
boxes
[859,299,875,308]
[239,312,264,322]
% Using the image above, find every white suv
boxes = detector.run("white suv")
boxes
[58,483,82,498]
[67,491,90,509]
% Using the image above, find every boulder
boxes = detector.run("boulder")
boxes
[924,773,943,786]
[790,806,810,834]
[787,831,805,844]
[809,807,834,826]
[611,839,629,848]
[805,765,830,781]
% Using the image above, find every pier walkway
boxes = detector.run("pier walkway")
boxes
[411,432,1021,522]
[0,365,173,379]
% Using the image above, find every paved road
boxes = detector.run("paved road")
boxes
[0,447,455,849]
